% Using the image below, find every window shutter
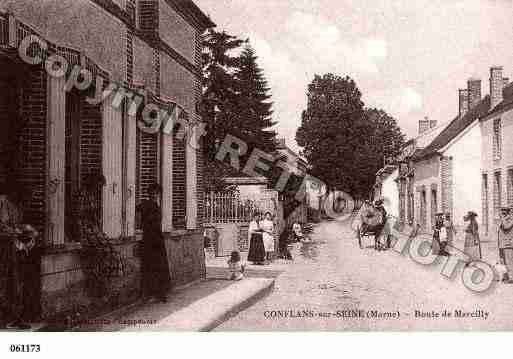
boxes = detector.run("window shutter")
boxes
[172,135,187,229]
[136,124,160,229]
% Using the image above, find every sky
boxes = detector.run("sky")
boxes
[195,0,513,153]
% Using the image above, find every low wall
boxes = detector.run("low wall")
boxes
[39,230,205,324]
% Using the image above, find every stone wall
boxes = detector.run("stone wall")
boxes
[39,230,205,322]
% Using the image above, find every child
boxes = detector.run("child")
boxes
[227,251,245,281]
[293,222,310,243]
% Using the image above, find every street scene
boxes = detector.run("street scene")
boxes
[0,0,513,336]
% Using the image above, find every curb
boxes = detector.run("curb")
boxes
[125,278,275,332]
[201,278,275,332]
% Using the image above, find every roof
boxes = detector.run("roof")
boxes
[414,95,491,160]
[484,82,513,119]
[175,0,216,29]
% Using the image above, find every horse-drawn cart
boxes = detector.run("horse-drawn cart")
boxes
[353,203,389,250]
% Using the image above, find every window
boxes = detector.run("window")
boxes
[135,116,161,230]
[64,90,81,242]
[482,174,489,234]
[508,169,513,207]
[431,188,437,229]
[407,178,414,224]
[493,118,502,160]
[420,190,427,229]
[494,171,502,218]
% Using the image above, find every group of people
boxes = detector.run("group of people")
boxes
[246,212,308,265]
[432,207,513,283]
[432,211,482,264]
[226,213,309,281]
[247,212,276,265]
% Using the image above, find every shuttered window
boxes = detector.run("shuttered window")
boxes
[482,173,489,234]
[135,120,160,230]
[493,118,502,160]
[508,169,513,207]
[64,90,81,242]
[172,136,187,229]
[494,171,502,218]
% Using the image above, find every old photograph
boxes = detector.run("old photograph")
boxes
[0,0,512,336]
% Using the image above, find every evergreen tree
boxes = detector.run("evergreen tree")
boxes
[200,29,245,191]
[201,33,277,191]
[233,45,276,153]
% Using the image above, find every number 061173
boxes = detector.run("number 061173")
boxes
[9,344,40,353]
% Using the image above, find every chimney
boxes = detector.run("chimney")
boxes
[467,78,482,109]
[490,66,503,109]
[418,117,430,135]
[458,89,469,117]
[503,77,510,89]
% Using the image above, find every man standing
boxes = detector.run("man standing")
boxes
[498,207,513,282]
[0,184,40,330]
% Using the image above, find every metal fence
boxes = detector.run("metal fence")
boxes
[204,191,278,224]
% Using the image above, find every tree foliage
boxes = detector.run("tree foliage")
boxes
[200,30,277,191]
[296,74,405,200]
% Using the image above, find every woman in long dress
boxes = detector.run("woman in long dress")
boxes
[136,183,171,302]
[463,211,481,263]
[247,214,265,265]
[260,212,275,263]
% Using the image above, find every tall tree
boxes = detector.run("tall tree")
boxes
[201,33,277,191]
[365,108,405,169]
[201,29,244,157]
[200,29,245,191]
[296,74,405,200]
[233,45,276,152]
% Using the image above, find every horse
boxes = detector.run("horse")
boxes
[353,202,388,250]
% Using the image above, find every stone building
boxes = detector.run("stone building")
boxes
[395,120,449,227]
[405,68,509,236]
[480,67,513,239]
[0,0,214,321]
[409,80,489,234]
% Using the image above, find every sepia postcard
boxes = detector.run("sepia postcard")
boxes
[1,1,513,347]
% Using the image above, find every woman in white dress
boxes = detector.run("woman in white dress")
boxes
[260,212,275,263]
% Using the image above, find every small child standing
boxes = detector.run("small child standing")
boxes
[227,251,245,281]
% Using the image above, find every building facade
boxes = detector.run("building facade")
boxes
[0,0,214,321]
[395,120,449,227]
[405,68,509,236]
[409,80,490,234]
[373,165,399,218]
[480,67,513,238]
